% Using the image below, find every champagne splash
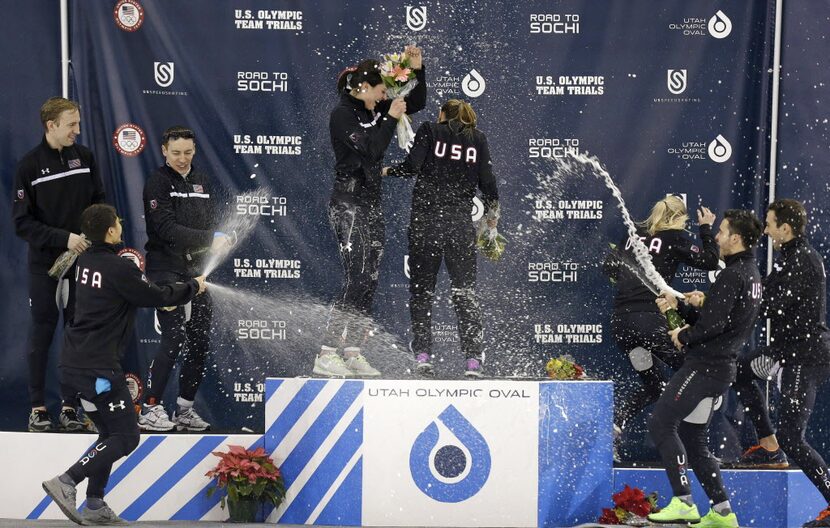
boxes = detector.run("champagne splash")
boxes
[559,152,683,298]
[202,188,270,277]
[203,281,418,379]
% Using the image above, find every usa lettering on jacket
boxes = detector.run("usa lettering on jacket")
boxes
[434,140,478,162]
[76,266,102,288]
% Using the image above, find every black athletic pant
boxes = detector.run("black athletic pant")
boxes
[611,311,684,428]
[733,355,777,439]
[61,367,140,499]
[145,269,212,404]
[648,363,731,505]
[409,219,482,360]
[325,200,384,349]
[735,358,830,502]
[28,270,77,408]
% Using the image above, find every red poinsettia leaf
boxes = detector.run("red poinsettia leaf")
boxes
[227,445,248,456]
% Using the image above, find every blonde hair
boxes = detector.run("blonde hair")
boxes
[639,195,688,235]
[441,99,477,134]
[40,97,80,130]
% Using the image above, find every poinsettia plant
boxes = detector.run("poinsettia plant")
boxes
[545,355,586,380]
[598,485,659,525]
[206,445,285,509]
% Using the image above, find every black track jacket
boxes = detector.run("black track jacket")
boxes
[61,242,199,370]
[329,68,426,206]
[12,137,105,271]
[677,250,763,382]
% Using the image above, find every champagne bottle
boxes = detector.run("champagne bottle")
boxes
[48,234,89,279]
[665,308,686,330]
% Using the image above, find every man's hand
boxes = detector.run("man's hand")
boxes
[486,218,498,229]
[669,324,690,350]
[381,167,390,176]
[68,233,90,253]
[210,234,233,254]
[194,275,207,295]
[697,206,716,226]
[656,292,679,314]
[684,290,706,307]
[404,45,423,69]
[388,97,407,119]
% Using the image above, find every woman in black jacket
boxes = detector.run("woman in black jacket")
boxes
[384,99,499,378]
[316,46,426,378]
[604,195,720,447]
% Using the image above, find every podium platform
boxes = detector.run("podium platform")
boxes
[262,378,613,527]
[5,377,825,527]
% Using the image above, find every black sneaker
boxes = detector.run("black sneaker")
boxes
[59,408,86,432]
[804,506,830,527]
[735,444,789,469]
[28,409,53,432]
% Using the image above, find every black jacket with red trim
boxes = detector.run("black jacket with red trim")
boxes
[143,164,217,275]
[329,68,426,207]
[12,136,105,271]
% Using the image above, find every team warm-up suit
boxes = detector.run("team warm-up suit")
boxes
[142,164,217,405]
[60,242,198,501]
[13,137,105,409]
[733,236,830,500]
[604,225,720,428]
[648,250,762,505]
[387,121,498,360]
[326,68,426,348]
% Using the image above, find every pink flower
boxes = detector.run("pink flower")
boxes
[391,65,412,82]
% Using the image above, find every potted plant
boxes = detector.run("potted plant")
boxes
[206,444,285,523]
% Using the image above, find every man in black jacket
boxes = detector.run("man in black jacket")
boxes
[13,97,106,432]
[138,126,231,432]
[648,209,763,527]
[41,203,204,525]
[730,199,830,527]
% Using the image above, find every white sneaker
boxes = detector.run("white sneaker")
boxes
[313,353,353,377]
[345,354,381,377]
[138,404,175,432]
[173,407,210,432]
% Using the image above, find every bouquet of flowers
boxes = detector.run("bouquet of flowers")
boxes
[476,225,507,261]
[597,485,659,526]
[379,50,419,150]
[544,355,586,380]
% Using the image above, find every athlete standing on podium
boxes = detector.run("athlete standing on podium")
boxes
[318,45,426,378]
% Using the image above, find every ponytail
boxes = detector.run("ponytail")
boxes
[638,195,688,235]
[337,59,383,93]
[441,99,477,135]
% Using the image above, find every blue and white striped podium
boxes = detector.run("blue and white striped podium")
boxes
[262,378,614,527]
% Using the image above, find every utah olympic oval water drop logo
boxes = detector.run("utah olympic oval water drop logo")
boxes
[708,10,732,39]
[707,134,732,163]
[409,404,491,503]
[462,69,486,98]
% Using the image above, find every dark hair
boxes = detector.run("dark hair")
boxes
[81,204,119,242]
[724,209,763,248]
[441,99,477,135]
[40,97,80,130]
[768,198,807,235]
[337,59,383,93]
[162,126,195,146]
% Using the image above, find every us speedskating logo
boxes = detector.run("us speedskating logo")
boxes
[113,124,147,157]
[114,0,145,32]
[406,6,427,31]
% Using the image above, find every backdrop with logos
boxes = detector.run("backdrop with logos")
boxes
[3,0,816,464]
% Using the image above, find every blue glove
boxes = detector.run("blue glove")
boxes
[95,378,112,395]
